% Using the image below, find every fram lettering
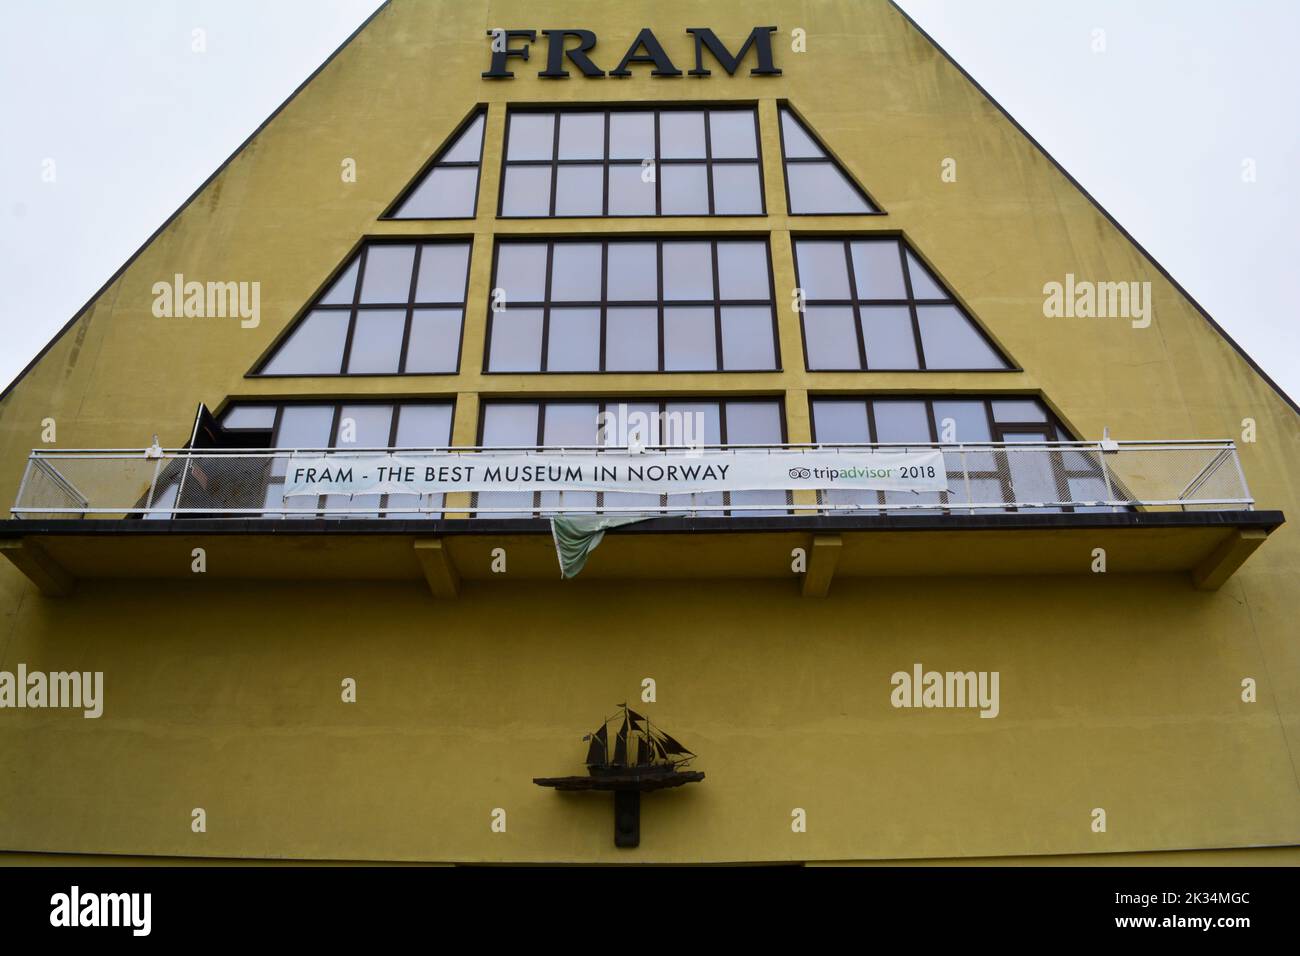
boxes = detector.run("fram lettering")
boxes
[483,27,781,79]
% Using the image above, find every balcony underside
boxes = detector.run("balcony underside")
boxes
[0,510,1282,598]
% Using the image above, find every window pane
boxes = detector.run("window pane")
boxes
[479,404,539,515]
[318,258,360,305]
[803,306,859,370]
[794,241,850,299]
[710,163,762,215]
[546,308,600,371]
[916,305,1006,369]
[931,401,993,443]
[720,307,776,370]
[664,307,717,371]
[709,111,757,158]
[871,401,931,442]
[812,401,870,443]
[487,309,543,371]
[906,250,948,299]
[787,162,871,214]
[222,406,277,430]
[851,240,907,299]
[543,403,600,445]
[394,404,452,446]
[405,309,462,373]
[275,405,336,448]
[601,402,661,446]
[860,305,918,369]
[441,114,484,163]
[550,244,602,301]
[557,113,604,160]
[992,400,1048,423]
[607,164,657,215]
[495,244,548,302]
[725,401,782,443]
[554,164,604,216]
[716,241,770,299]
[606,243,657,300]
[359,245,415,303]
[662,242,714,300]
[726,401,786,514]
[346,309,405,374]
[394,167,478,218]
[415,243,469,302]
[605,307,658,370]
[608,112,654,160]
[506,113,554,160]
[482,403,540,445]
[334,404,393,447]
[780,110,823,158]
[262,310,348,374]
[389,405,454,517]
[660,163,709,215]
[501,166,552,216]
[659,111,706,158]
[664,402,721,446]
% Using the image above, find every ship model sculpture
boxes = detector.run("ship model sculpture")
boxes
[533,704,704,847]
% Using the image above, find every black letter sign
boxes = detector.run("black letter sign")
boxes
[686,27,782,76]
[540,29,605,78]
[482,29,538,79]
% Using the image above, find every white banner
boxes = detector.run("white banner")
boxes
[281,449,948,497]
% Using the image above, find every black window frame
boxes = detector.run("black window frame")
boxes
[793,234,1015,372]
[382,105,488,221]
[216,398,458,517]
[250,237,473,378]
[474,396,790,517]
[497,104,767,219]
[808,394,1116,514]
[484,235,782,374]
[777,102,883,217]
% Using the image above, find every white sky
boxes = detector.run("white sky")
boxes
[1,0,1297,403]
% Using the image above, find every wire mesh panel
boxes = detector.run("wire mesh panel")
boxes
[10,441,1255,519]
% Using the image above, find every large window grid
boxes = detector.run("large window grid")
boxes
[485,238,779,373]
[254,240,471,377]
[218,401,455,518]
[794,236,1012,371]
[475,398,789,517]
[499,106,766,218]
[809,396,1114,514]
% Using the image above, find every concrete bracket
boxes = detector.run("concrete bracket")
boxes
[1191,528,1268,591]
[0,538,75,597]
[801,534,842,598]
[414,538,460,599]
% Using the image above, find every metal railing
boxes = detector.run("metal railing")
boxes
[9,440,1253,520]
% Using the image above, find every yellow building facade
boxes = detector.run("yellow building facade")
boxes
[1,0,1297,864]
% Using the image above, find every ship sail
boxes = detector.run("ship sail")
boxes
[655,730,694,756]
[585,725,608,767]
[612,713,629,766]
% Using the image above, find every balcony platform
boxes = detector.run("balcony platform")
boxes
[0,510,1282,598]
